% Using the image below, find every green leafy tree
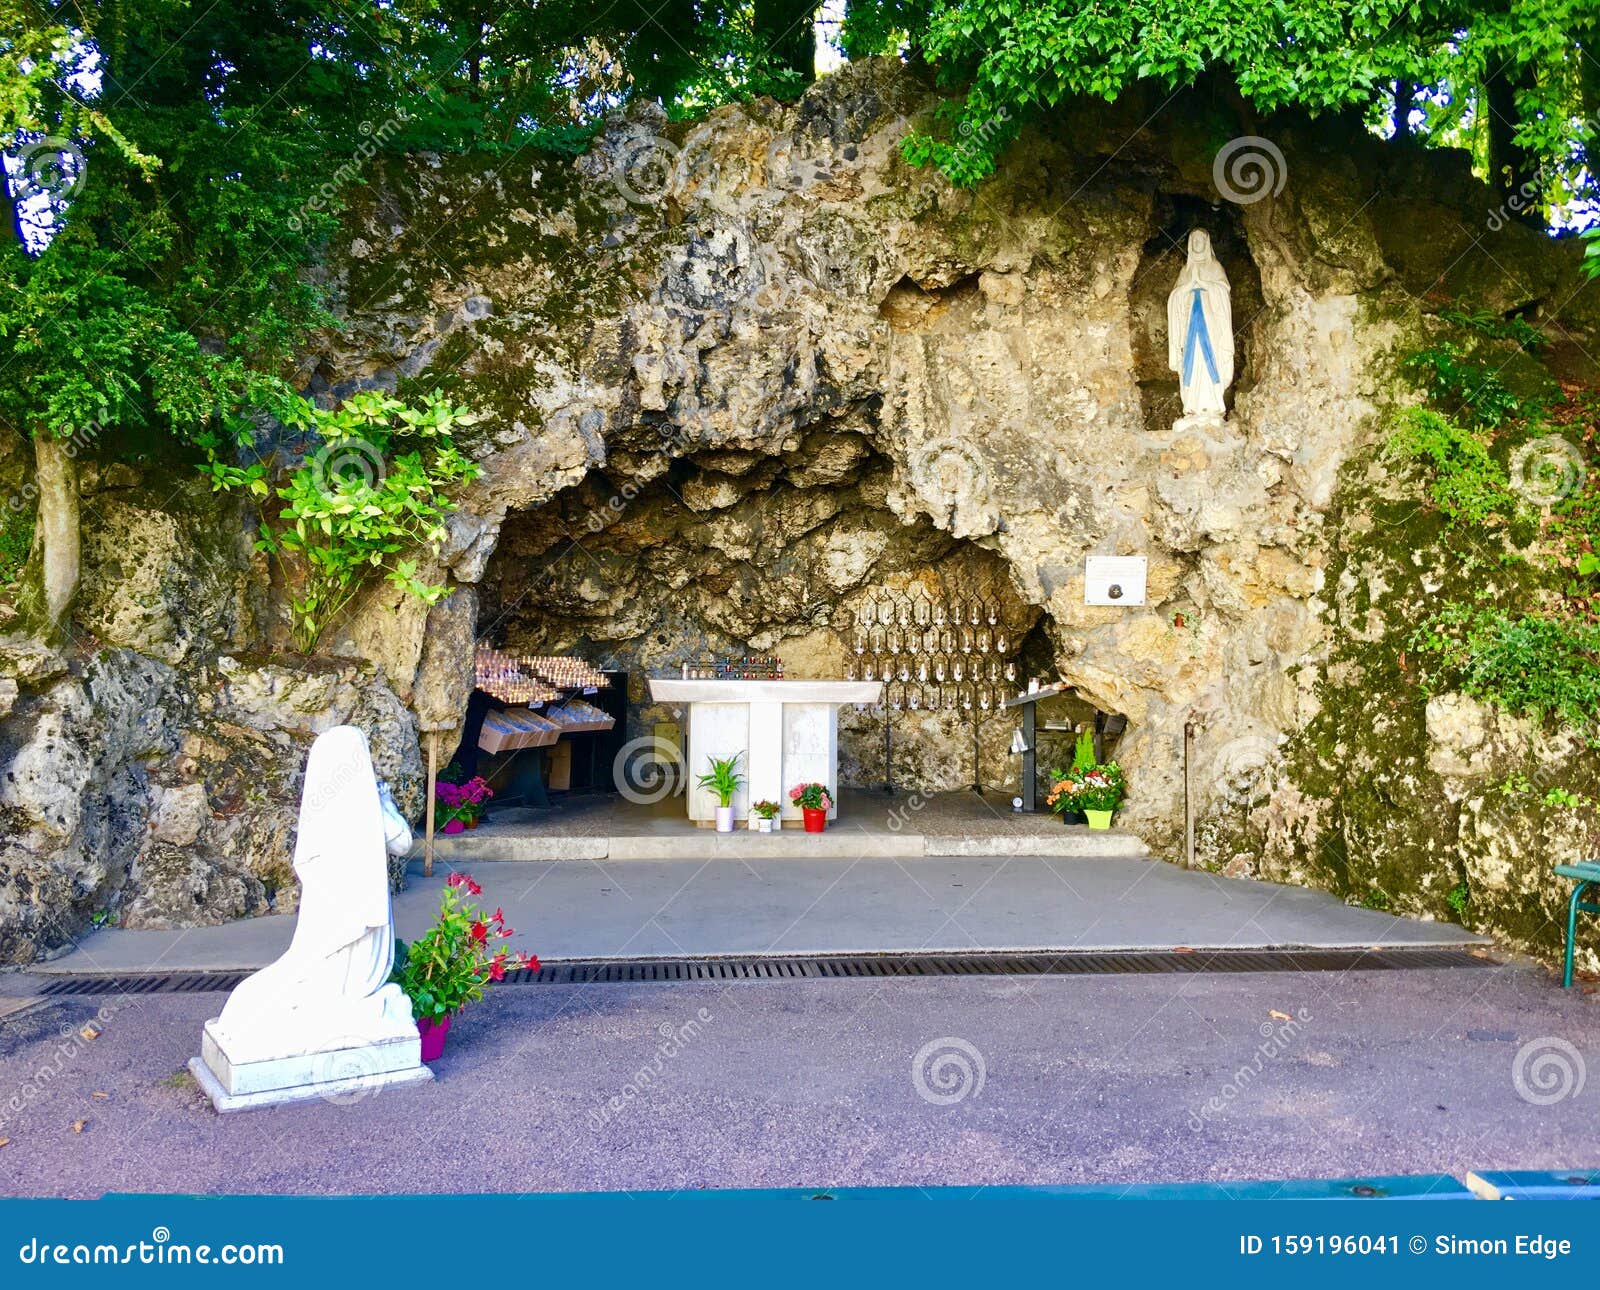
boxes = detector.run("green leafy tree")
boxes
[845,0,1599,219]
[0,1,391,636]
[203,390,481,654]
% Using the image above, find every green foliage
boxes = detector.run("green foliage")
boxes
[1393,329,1600,742]
[0,4,374,450]
[696,752,745,807]
[1498,770,1534,798]
[864,0,1599,219]
[1383,407,1517,526]
[0,504,31,585]
[1438,309,1545,352]
[1360,887,1392,912]
[1446,882,1471,918]
[1409,605,1600,735]
[792,781,834,810]
[1401,345,1534,429]
[204,390,480,654]
[1071,727,1096,773]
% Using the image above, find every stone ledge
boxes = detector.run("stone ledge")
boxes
[410,829,1147,861]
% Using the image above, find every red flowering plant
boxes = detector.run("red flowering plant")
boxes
[390,872,538,1023]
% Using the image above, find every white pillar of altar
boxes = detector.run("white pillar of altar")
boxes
[647,679,882,824]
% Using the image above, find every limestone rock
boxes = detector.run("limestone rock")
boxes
[120,843,270,930]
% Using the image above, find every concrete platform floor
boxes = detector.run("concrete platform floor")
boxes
[29,852,1486,978]
[414,788,1148,860]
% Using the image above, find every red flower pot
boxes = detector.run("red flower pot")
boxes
[802,806,827,833]
[417,1014,452,1062]
[442,818,464,835]
[464,816,478,830]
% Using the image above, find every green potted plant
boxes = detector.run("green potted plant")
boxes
[697,752,745,832]
[391,872,538,1060]
[1049,728,1096,824]
[1075,761,1126,830]
[752,799,781,833]
[790,782,834,833]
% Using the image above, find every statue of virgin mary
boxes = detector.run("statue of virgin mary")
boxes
[1167,229,1234,424]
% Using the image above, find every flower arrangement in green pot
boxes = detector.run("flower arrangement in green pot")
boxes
[696,751,744,832]
[751,799,781,833]
[391,872,539,1060]
[1047,728,1097,824]
[1071,762,1126,830]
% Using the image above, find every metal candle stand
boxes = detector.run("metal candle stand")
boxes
[841,590,1020,795]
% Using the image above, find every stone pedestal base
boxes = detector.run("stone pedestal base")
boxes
[191,1019,432,1113]
[1171,412,1228,435]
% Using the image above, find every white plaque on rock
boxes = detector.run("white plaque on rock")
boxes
[1085,556,1147,606]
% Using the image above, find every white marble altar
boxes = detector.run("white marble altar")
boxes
[648,679,882,825]
[189,725,432,1111]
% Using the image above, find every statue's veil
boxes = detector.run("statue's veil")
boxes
[291,726,394,982]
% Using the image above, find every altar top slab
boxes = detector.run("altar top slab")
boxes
[648,678,883,704]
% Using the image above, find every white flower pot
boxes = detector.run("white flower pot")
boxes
[756,816,776,833]
[715,805,735,833]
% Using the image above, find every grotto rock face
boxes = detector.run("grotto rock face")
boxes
[1,58,1598,963]
[0,471,424,960]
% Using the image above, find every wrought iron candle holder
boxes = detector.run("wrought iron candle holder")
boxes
[839,589,1021,794]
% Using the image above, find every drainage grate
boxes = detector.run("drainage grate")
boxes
[33,946,1490,995]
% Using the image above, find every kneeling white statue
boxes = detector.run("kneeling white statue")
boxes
[190,725,431,1111]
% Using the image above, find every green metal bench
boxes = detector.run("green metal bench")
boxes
[1555,862,1600,988]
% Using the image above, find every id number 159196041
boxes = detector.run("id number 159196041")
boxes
[1241,1235,1398,1255]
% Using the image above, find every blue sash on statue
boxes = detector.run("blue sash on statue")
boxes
[1182,287,1220,386]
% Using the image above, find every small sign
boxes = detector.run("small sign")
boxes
[1085,556,1147,606]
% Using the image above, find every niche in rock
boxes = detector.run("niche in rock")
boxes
[1129,195,1265,435]
[477,433,1046,793]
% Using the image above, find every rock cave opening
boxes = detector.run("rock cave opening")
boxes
[474,432,1108,798]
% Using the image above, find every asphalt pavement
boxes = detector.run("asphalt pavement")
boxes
[0,958,1594,1196]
